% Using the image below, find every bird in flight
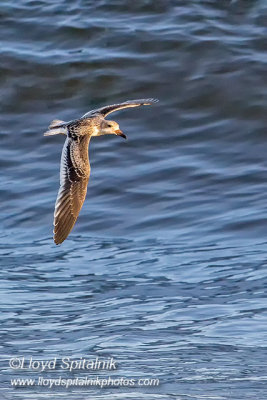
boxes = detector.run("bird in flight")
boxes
[44,98,158,244]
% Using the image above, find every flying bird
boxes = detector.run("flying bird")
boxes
[44,98,158,244]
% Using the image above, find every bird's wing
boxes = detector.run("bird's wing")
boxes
[82,98,158,118]
[53,135,90,245]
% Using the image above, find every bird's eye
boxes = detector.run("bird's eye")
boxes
[107,124,112,128]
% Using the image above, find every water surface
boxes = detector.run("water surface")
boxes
[1,1,267,399]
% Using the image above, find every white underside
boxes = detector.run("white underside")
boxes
[91,126,99,136]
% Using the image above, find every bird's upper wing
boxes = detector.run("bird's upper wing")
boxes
[53,134,90,245]
[82,98,158,118]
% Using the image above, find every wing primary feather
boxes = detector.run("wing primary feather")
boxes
[53,136,90,245]
[82,98,159,118]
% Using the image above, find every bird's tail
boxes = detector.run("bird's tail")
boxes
[44,119,67,136]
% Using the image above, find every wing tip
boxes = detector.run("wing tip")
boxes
[126,98,159,106]
[54,237,63,245]
[53,230,68,245]
[143,98,159,105]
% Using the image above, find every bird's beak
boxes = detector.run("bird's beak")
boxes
[115,129,127,139]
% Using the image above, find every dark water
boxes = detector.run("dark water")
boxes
[1,0,267,399]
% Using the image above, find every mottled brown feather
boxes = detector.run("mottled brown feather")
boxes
[53,135,90,244]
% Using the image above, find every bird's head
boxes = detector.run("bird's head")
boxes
[99,120,127,139]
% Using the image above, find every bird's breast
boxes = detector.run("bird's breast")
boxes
[69,136,90,177]
[91,126,99,136]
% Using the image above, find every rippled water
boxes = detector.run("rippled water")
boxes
[1,1,267,399]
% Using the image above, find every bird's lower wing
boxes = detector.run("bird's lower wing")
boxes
[53,137,90,245]
[82,98,158,118]
[53,178,89,244]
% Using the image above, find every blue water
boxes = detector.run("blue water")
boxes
[1,1,267,399]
